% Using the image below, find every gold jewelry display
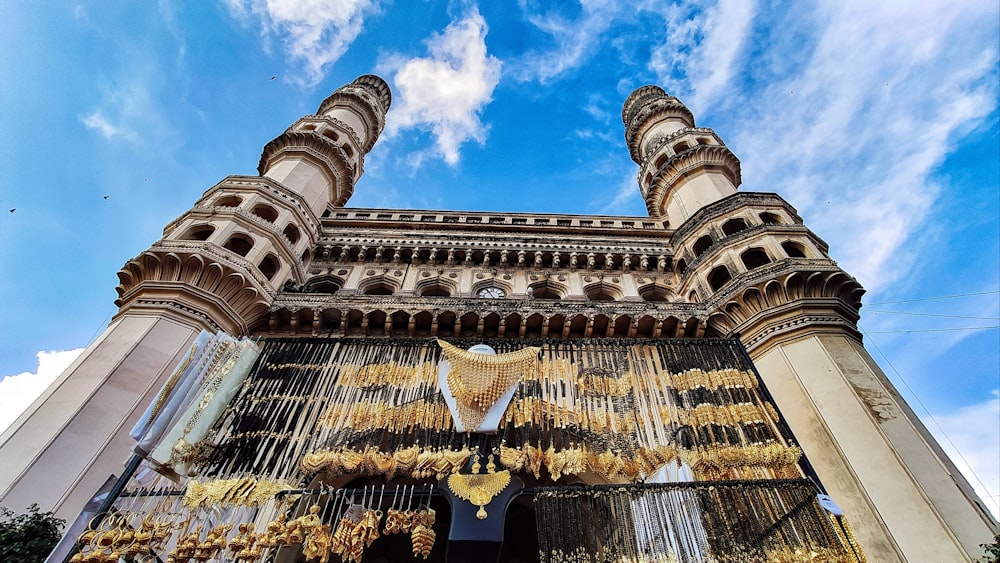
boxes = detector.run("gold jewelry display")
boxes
[447,470,512,519]
[438,339,540,429]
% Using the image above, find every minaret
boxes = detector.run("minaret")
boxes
[0,75,391,521]
[622,85,741,226]
[624,86,997,561]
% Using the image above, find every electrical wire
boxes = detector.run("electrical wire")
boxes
[859,326,997,512]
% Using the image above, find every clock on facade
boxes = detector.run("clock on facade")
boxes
[477,286,506,299]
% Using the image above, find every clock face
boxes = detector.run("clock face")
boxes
[477,286,505,299]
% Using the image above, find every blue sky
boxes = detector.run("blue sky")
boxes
[1,1,997,514]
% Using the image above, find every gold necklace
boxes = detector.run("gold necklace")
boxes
[446,470,512,520]
[438,340,540,429]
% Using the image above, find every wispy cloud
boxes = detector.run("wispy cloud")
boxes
[648,0,756,115]
[924,391,1000,519]
[648,0,998,293]
[224,0,378,87]
[0,349,84,434]
[511,0,619,84]
[380,9,502,166]
[78,73,171,146]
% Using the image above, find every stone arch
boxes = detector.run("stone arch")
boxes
[530,278,569,299]
[304,274,344,294]
[251,203,279,223]
[319,309,341,334]
[638,283,675,302]
[781,240,807,258]
[459,312,479,337]
[390,310,410,336]
[483,312,502,337]
[413,311,434,336]
[524,313,544,338]
[584,281,623,301]
[437,311,457,337]
[416,276,457,297]
[692,235,713,257]
[636,315,657,338]
[214,195,242,207]
[358,274,400,296]
[258,254,280,281]
[740,248,771,270]
[283,223,301,244]
[568,314,588,338]
[613,315,632,337]
[181,224,215,241]
[223,233,254,257]
[707,265,732,292]
[367,310,387,336]
[593,315,611,337]
[759,212,782,225]
[721,217,749,236]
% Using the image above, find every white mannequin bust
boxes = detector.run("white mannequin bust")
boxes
[438,344,521,433]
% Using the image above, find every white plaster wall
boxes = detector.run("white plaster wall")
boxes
[0,316,199,521]
[753,334,983,561]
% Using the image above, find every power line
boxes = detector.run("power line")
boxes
[859,327,996,510]
[866,290,1000,306]
[864,326,999,334]
[863,310,1000,321]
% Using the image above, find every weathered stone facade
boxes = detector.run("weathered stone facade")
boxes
[1,75,995,562]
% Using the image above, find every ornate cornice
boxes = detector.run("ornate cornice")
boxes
[257,130,356,207]
[644,145,742,214]
[704,268,865,351]
[114,243,276,333]
[316,75,390,152]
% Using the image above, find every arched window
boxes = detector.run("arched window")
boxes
[419,283,452,297]
[182,224,214,241]
[676,259,688,274]
[283,224,301,244]
[759,212,782,225]
[214,195,242,207]
[740,248,771,270]
[693,235,713,257]
[531,280,567,300]
[673,142,690,154]
[782,241,807,258]
[258,254,280,280]
[585,283,622,301]
[708,265,732,291]
[251,204,279,223]
[721,218,748,236]
[223,234,254,257]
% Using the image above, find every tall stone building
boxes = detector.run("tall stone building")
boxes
[0,75,995,562]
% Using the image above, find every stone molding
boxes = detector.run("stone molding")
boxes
[644,145,743,213]
[115,243,275,333]
[257,130,356,207]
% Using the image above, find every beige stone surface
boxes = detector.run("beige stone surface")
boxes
[753,334,993,561]
[0,316,198,520]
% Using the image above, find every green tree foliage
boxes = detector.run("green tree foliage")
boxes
[0,504,64,563]
[981,533,1000,563]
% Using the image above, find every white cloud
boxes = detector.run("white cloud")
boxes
[924,391,1000,519]
[649,0,756,115]
[0,349,84,434]
[79,69,176,147]
[81,112,125,139]
[380,9,502,166]
[511,0,619,84]
[224,0,378,87]
[649,0,999,293]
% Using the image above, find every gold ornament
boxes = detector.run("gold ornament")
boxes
[438,340,540,429]
[447,470,512,519]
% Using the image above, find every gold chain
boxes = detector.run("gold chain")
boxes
[438,340,539,429]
